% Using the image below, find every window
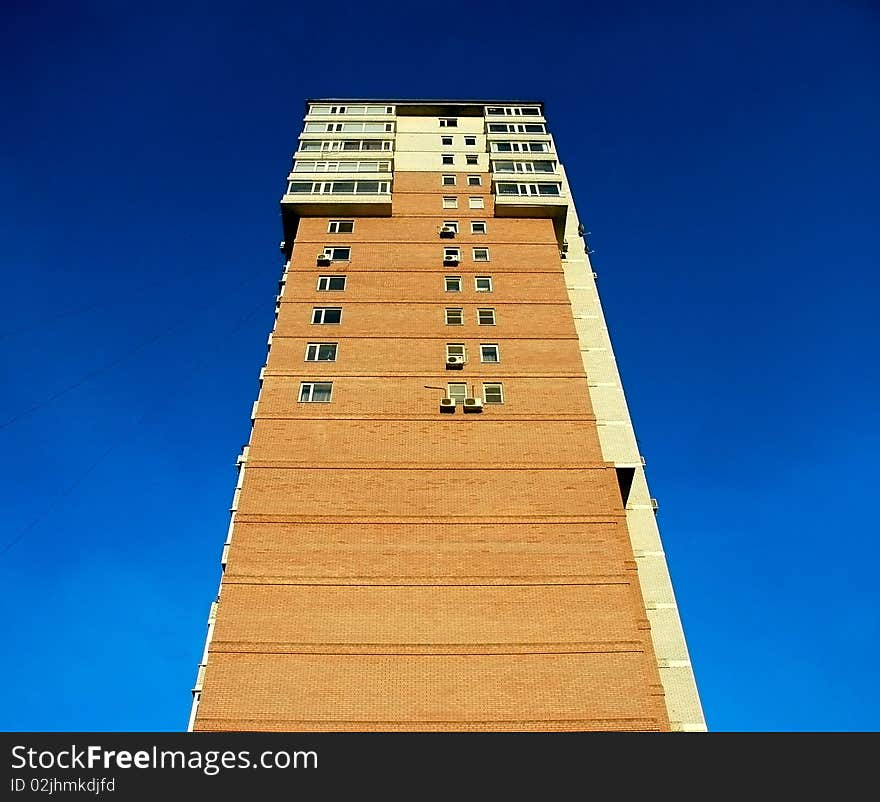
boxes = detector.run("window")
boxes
[447,382,467,402]
[293,160,391,173]
[444,247,461,261]
[442,196,458,209]
[442,220,459,233]
[441,154,454,165]
[309,104,394,115]
[468,196,485,209]
[489,141,549,153]
[322,246,351,261]
[288,180,390,194]
[439,118,458,128]
[477,308,495,325]
[442,174,456,186]
[312,307,342,324]
[472,247,489,262]
[487,122,546,134]
[495,183,561,197]
[317,275,346,291]
[327,220,354,233]
[482,382,504,403]
[464,136,477,146]
[441,136,453,146]
[446,344,466,361]
[305,343,338,361]
[299,382,333,402]
[445,308,464,325]
[475,276,493,292]
[491,160,556,173]
[467,175,482,186]
[445,276,462,292]
[471,220,487,234]
[480,344,500,362]
[465,154,478,165]
[486,106,540,116]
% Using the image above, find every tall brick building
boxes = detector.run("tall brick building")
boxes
[188,99,706,732]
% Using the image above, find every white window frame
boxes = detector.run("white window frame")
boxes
[480,343,500,363]
[465,154,479,165]
[467,175,482,186]
[439,118,458,128]
[445,344,467,361]
[477,308,496,325]
[322,246,351,261]
[442,174,456,186]
[442,220,459,233]
[468,196,485,209]
[472,247,490,262]
[311,307,342,324]
[441,135,453,146]
[441,153,455,165]
[475,276,493,292]
[447,382,468,402]
[445,276,462,292]
[327,220,354,233]
[482,382,504,403]
[305,342,338,362]
[464,135,477,146]
[317,275,346,291]
[445,307,464,325]
[444,247,461,261]
[471,220,487,234]
[495,182,561,197]
[442,196,458,209]
[298,382,333,402]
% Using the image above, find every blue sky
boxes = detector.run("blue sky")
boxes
[1,0,878,731]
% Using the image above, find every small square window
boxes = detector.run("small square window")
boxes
[441,154,454,165]
[312,307,342,324]
[468,197,484,209]
[441,136,453,146]
[327,220,354,233]
[317,276,346,291]
[442,174,456,186]
[475,276,493,292]
[299,382,333,402]
[465,154,478,165]
[480,344,500,363]
[444,247,461,261]
[477,308,495,325]
[464,136,477,146]
[305,343,338,361]
[439,118,458,128]
[446,344,466,360]
[467,175,482,186]
[471,221,487,234]
[472,248,489,262]
[447,382,467,401]
[445,308,464,325]
[442,196,458,209]
[483,383,504,404]
[445,276,462,292]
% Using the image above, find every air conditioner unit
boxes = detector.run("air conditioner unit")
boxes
[440,398,456,413]
[446,356,464,369]
[317,253,331,264]
[463,397,483,413]
[443,254,460,264]
[439,226,456,238]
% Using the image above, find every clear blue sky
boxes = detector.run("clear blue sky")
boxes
[1,0,877,732]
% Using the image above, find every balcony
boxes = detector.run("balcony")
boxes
[281,180,392,234]
[492,181,567,219]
